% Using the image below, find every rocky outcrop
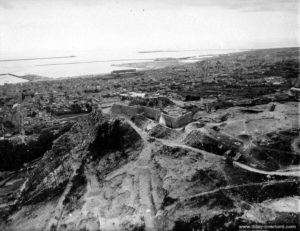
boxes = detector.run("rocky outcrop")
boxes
[0,122,73,171]
[0,109,299,231]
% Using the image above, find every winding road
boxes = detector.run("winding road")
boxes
[125,118,300,178]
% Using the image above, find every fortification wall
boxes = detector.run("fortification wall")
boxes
[175,112,193,128]
[111,104,139,118]
[112,103,192,128]
[162,112,193,128]
[139,106,161,120]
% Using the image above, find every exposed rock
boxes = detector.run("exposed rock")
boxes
[0,108,299,231]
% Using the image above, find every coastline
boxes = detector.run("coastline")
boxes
[0,49,239,81]
[0,56,76,62]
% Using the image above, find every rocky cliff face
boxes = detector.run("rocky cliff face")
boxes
[1,109,299,231]
[0,122,73,171]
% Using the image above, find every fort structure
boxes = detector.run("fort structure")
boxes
[111,103,193,128]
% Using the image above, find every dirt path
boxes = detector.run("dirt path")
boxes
[182,179,297,201]
[43,161,80,231]
[157,138,223,159]
[43,179,74,231]
[135,143,156,230]
[138,168,155,230]
[125,118,157,230]
[156,137,300,177]
[233,161,300,177]
[81,171,102,229]
[121,117,299,230]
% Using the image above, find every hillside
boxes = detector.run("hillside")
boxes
[0,109,298,231]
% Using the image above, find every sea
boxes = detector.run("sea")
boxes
[0,49,240,80]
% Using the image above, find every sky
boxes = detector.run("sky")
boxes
[0,0,299,55]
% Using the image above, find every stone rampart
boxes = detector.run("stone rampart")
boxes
[112,103,192,128]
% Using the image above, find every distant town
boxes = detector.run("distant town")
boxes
[0,47,299,139]
[0,47,299,230]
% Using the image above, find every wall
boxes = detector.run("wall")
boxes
[112,103,192,128]
[139,106,161,120]
[111,104,139,118]
[162,112,193,128]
